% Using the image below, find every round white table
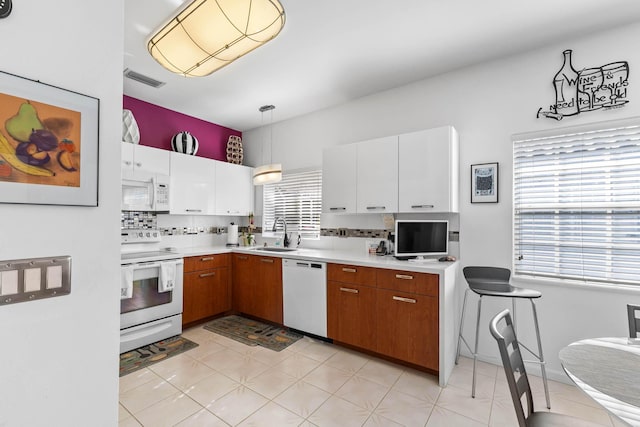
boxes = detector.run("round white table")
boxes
[559,337,640,426]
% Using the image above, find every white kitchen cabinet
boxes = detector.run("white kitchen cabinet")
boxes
[398,126,459,213]
[215,161,254,215]
[169,152,216,215]
[356,136,398,213]
[322,144,357,214]
[121,142,170,176]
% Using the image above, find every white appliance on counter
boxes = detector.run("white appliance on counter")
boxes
[120,230,183,353]
[121,171,170,212]
[282,258,327,338]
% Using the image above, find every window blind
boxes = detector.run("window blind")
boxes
[262,170,322,239]
[513,117,640,285]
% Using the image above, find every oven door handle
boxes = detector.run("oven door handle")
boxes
[122,259,184,269]
[133,262,162,269]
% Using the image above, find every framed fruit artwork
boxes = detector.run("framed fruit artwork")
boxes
[0,71,99,206]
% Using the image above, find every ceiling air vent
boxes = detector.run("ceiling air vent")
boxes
[123,69,165,88]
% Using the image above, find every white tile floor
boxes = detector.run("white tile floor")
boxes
[119,326,623,427]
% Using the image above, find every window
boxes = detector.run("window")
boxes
[262,169,322,239]
[513,118,640,286]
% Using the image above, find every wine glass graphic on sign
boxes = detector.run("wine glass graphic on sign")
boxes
[602,61,629,107]
[577,67,604,111]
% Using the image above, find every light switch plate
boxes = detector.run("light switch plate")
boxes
[24,268,41,292]
[0,270,18,296]
[46,265,63,289]
[0,256,71,305]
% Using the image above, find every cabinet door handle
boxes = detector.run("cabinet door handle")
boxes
[237,256,248,260]
[395,274,414,280]
[340,287,359,294]
[330,207,346,211]
[135,162,142,167]
[199,272,216,278]
[342,267,357,273]
[123,160,132,166]
[201,257,214,261]
[186,209,202,212]
[366,206,386,210]
[411,204,434,209]
[261,258,274,263]
[393,296,416,304]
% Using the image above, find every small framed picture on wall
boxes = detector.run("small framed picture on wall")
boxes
[471,162,498,203]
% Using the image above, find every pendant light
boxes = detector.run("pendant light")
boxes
[253,105,282,185]
[148,0,286,77]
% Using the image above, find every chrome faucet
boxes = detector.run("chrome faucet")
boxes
[272,217,290,247]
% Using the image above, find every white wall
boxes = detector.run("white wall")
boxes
[0,1,122,425]
[244,22,640,381]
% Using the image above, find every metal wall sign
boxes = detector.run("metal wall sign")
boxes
[537,49,629,121]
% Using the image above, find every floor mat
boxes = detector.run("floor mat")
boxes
[203,315,302,352]
[119,335,198,377]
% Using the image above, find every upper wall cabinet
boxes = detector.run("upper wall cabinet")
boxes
[356,136,398,214]
[215,161,254,216]
[322,126,459,214]
[398,126,459,213]
[169,152,216,215]
[322,144,357,214]
[121,142,170,176]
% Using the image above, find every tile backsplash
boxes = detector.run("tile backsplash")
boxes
[121,211,157,229]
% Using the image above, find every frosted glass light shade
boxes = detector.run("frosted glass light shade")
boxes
[148,0,285,77]
[253,163,282,185]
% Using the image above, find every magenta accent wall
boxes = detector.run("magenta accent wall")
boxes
[123,95,242,161]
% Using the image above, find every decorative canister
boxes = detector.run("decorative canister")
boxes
[226,135,243,164]
[122,109,140,144]
[171,131,199,155]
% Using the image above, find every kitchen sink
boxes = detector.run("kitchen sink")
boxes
[253,247,298,252]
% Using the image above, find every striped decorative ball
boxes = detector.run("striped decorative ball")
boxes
[171,131,199,155]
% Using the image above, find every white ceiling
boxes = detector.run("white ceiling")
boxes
[124,0,640,132]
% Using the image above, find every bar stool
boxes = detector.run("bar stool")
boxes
[455,266,550,409]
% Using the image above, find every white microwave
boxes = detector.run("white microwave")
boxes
[122,171,170,212]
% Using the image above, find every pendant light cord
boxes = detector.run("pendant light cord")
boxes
[258,104,276,165]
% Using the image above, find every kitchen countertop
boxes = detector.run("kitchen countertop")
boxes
[180,245,457,274]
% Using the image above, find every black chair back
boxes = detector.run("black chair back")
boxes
[489,309,533,427]
[627,304,640,338]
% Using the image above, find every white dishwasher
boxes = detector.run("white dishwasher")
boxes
[282,258,327,338]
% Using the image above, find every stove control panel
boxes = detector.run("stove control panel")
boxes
[121,229,162,244]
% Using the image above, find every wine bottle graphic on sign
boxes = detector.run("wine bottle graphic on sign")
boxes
[553,49,580,116]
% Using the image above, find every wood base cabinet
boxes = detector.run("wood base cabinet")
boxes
[376,268,439,370]
[232,253,283,324]
[327,263,440,371]
[376,289,438,370]
[183,254,230,325]
[327,281,377,351]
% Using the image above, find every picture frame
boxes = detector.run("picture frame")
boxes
[471,162,499,203]
[0,71,99,206]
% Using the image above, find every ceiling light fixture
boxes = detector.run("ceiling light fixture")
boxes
[147,0,285,77]
[253,105,282,186]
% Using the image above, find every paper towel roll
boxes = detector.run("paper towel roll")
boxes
[227,224,239,245]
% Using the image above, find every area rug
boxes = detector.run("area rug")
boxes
[119,335,198,377]
[203,315,302,352]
